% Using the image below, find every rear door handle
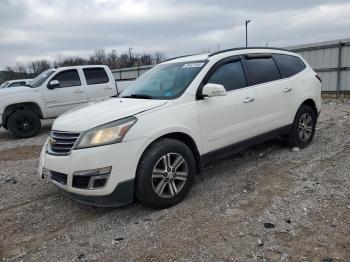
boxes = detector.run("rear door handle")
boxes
[243,97,255,103]
[73,89,83,94]
[283,88,292,93]
[104,87,113,90]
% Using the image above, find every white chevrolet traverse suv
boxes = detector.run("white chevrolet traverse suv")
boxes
[39,48,321,209]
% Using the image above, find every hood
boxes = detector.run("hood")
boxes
[0,86,31,95]
[53,98,168,132]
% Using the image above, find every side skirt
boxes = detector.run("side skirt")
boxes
[201,125,292,167]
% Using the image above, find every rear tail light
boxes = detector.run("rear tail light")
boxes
[315,74,322,83]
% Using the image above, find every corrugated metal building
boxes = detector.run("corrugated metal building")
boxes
[287,38,350,95]
[112,38,350,95]
[112,65,153,81]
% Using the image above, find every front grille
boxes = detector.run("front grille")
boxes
[48,130,80,155]
[50,171,67,185]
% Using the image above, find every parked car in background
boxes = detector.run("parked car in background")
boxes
[39,47,321,209]
[0,65,120,138]
[0,79,32,88]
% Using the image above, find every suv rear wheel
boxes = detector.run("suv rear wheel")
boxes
[7,110,41,138]
[135,138,195,209]
[288,105,316,148]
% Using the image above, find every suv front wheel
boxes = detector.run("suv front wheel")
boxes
[135,138,195,209]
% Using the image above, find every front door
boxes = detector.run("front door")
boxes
[42,69,87,118]
[196,59,259,154]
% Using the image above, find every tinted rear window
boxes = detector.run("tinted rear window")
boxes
[245,57,281,86]
[83,68,109,85]
[274,54,306,77]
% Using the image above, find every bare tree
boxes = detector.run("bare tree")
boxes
[90,48,107,65]
[28,59,50,75]
[153,52,166,64]
[106,49,119,69]
[140,54,152,66]
[1,48,168,82]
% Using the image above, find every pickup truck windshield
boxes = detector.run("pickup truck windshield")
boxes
[29,69,55,88]
[0,82,9,88]
[121,61,207,99]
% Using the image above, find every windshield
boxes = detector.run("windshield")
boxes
[29,69,55,88]
[0,81,9,88]
[121,61,207,99]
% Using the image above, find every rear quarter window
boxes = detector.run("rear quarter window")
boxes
[274,54,306,78]
[83,68,109,85]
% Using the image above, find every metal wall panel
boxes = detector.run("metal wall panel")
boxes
[317,71,337,92]
[112,65,153,81]
[341,45,350,67]
[341,71,350,91]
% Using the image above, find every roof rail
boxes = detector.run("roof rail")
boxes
[209,47,289,57]
[165,53,202,62]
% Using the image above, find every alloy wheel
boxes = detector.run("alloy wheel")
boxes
[298,113,313,142]
[151,153,188,198]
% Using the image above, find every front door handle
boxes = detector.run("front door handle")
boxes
[243,97,255,103]
[73,89,83,94]
[104,87,113,90]
[283,88,293,93]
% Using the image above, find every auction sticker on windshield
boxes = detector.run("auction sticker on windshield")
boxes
[182,63,205,68]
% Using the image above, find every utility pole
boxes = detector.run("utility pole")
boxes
[245,19,251,47]
[128,47,133,66]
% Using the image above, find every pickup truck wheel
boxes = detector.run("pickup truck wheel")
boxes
[287,105,316,149]
[7,110,41,138]
[135,138,195,209]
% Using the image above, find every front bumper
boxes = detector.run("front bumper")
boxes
[56,179,135,207]
[39,137,149,207]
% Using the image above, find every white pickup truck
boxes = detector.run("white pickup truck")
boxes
[0,65,123,138]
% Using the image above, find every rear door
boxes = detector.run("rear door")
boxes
[82,67,116,101]
[196,57,258,153]
[42,69,87,118]
[243,54,293,134]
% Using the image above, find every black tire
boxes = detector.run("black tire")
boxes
[135,138,195,209]
[287,105,316,149]
[7,110,41,138]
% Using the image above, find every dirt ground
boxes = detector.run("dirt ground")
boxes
[0,99,349,262]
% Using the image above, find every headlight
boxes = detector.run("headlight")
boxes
[75,116,137,149]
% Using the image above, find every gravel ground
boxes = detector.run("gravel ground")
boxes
[0,99,350,262]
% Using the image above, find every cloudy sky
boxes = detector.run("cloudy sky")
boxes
[1,0,350,69]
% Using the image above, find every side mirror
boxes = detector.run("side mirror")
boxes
[48,80,60,89]
[202,83,227,97]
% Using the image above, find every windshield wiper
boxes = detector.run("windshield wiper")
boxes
[122,94,154,99]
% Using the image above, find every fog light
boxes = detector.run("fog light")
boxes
[72,167,111,190]
[73,166,112,176]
